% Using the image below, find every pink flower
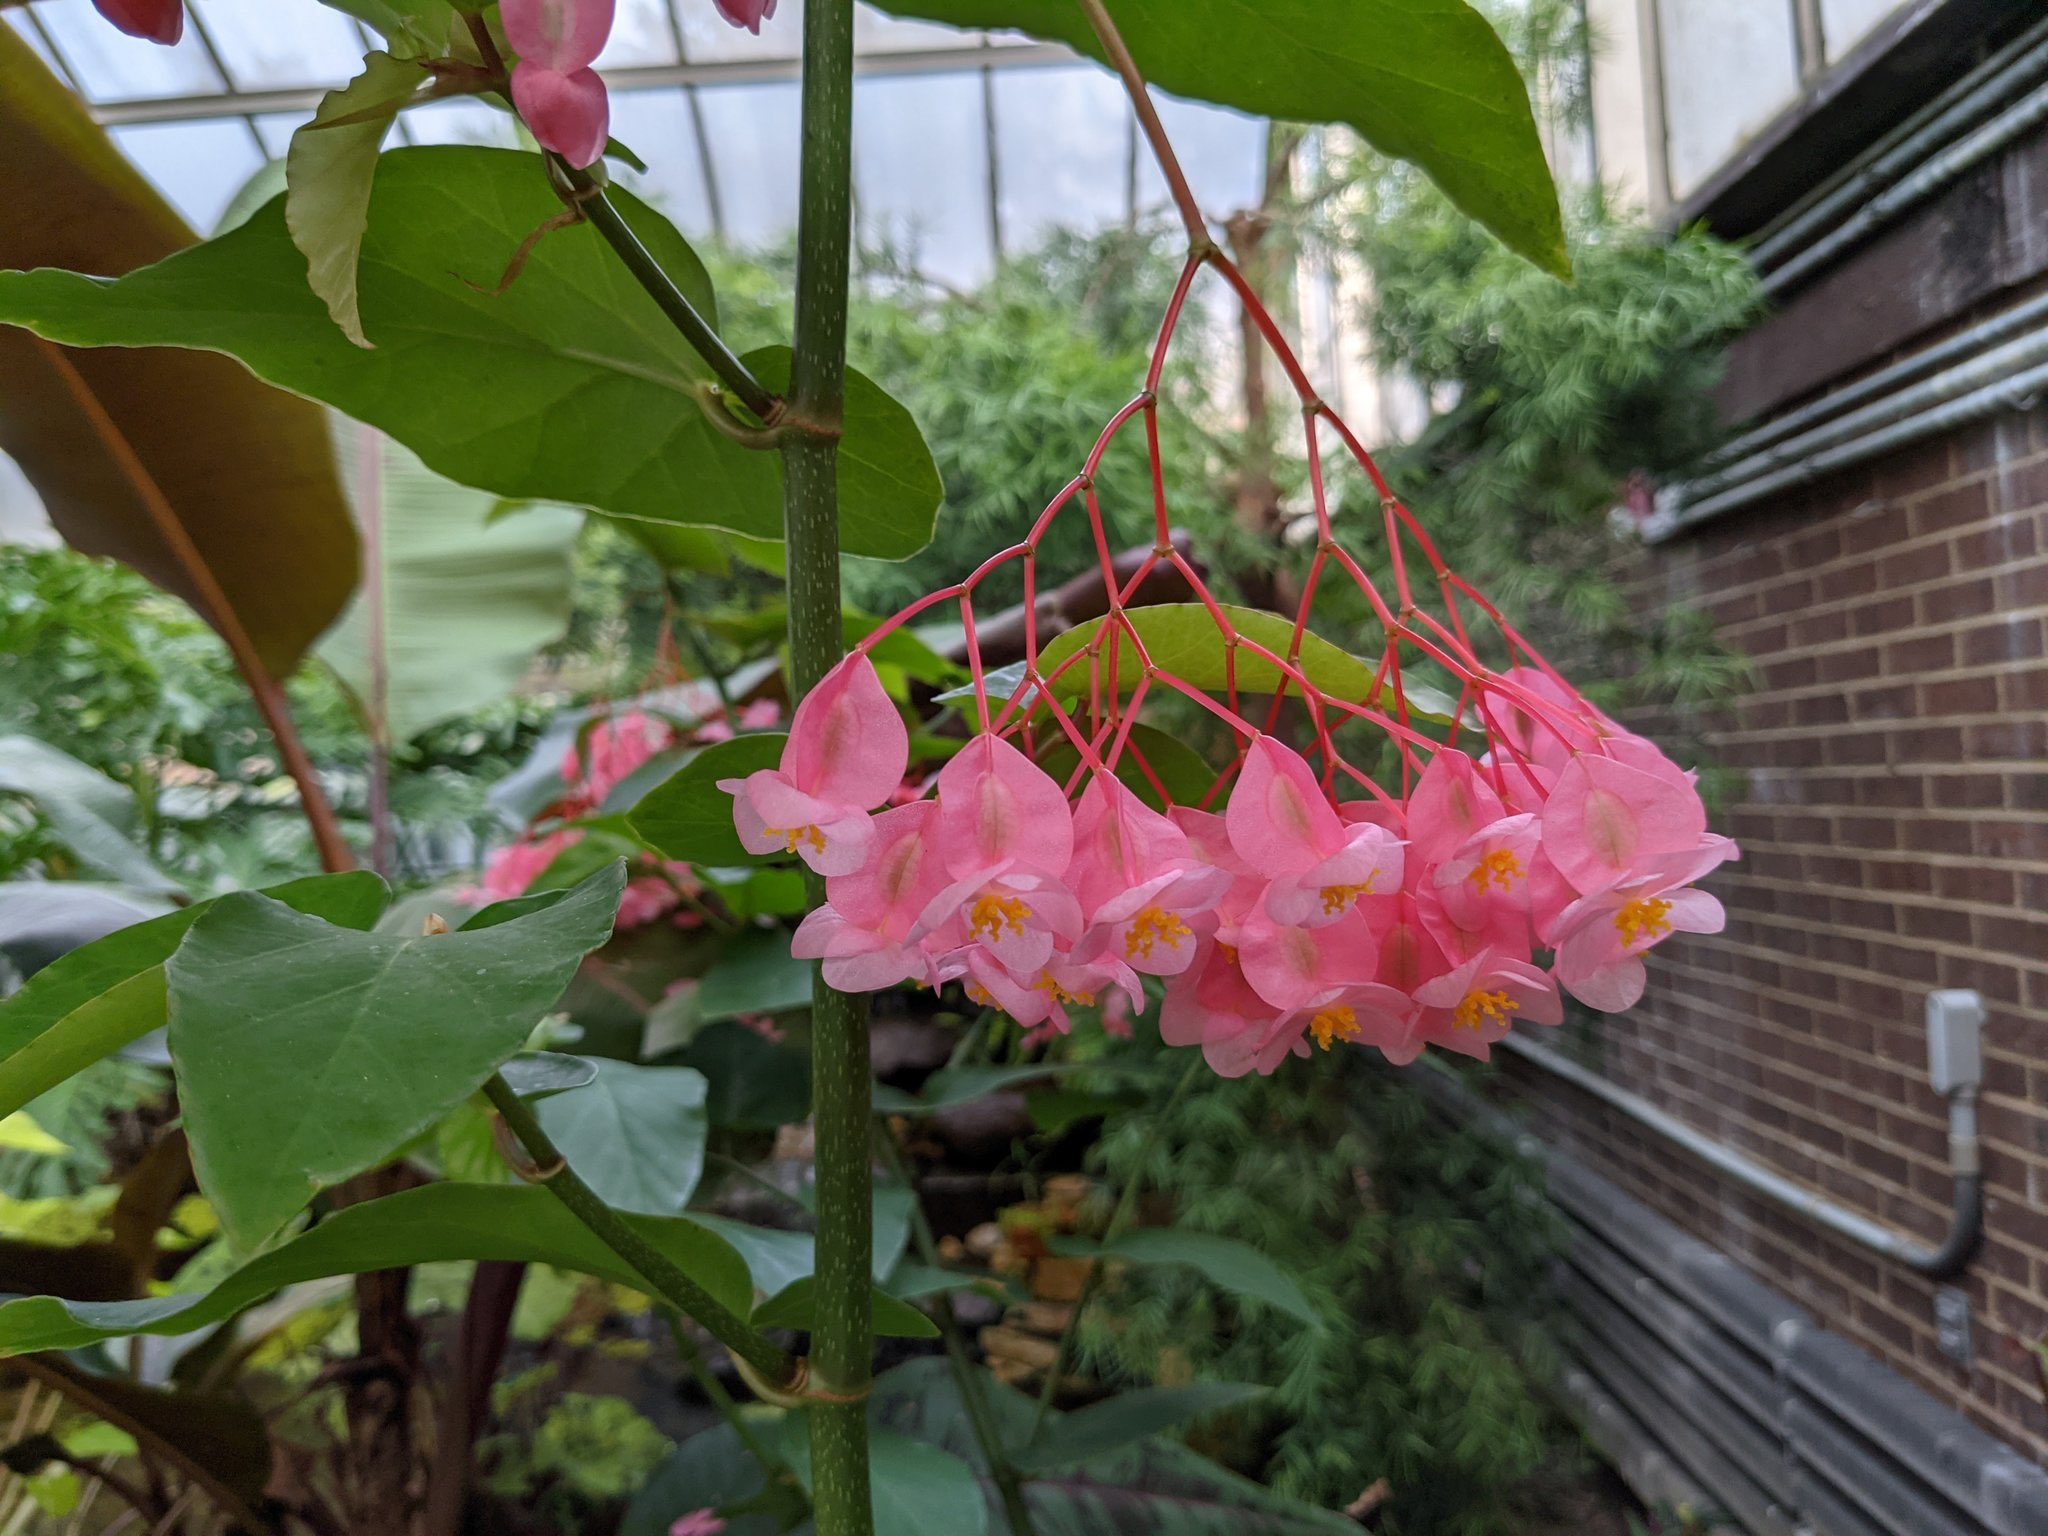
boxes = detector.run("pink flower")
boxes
[504,0,617,167]
[1405,748,1505,869]
[713,0,778,34]
[1540,750,1708,897]
[1402,949,1563,1063]
[790,801,948,991]
[670,1513,726,1536]
[694,698,783,745]
[1431,810,1542,928]
[722,654,908,875]
[1550,839,1737,1011]
[565,710,674,807]
[473,829,581,903]
[91,0,182,43]
[616,874,682,930]
[1230,906,1379,1015]
[1162,938,1408,1077]
[1226,736,1404,927]
[1068,777,1228,977]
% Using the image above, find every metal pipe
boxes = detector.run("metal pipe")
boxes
[1648,345,2048,538]
[1751,16,2048,274]
[1704,286,2048,465]
[1494,1032,1983,1278]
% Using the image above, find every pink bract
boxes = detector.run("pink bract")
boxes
[91,0,182,43]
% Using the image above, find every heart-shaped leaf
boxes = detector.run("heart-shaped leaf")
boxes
[629,732,786,867]
[168,862,624,1248]
[534,1059,709,1216]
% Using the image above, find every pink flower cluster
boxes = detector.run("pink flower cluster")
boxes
[725,656,1737,1078]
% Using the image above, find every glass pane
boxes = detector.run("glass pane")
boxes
[678,0,802,61]
[993,64,1131,252]
[854,70,992,288]
[1656,0,1800,198]
[854,3,979,52]
[1137,94,1264,224]
[402,97,521,148]
[251,110,311,159]
[111,119,263,231]
[0,453,56,550]
[3,10,70,79]
[31,0,225,102]
[1819,0,1906,58]
[191,0,366,90]
[598,0,681,68]
[695,79,804,248]
[607,89,716,240]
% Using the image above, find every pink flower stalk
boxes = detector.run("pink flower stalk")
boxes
[1550,839,1738,1010]
[713,0,778,34]
[503,0,617,167]
[91,0,182,43]
[721,654,908,876]
[1226,736,1404,928]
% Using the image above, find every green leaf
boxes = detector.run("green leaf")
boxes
[629,733,785,867]
[0,736,174,894]
[696,926,813,1022]
[1039,604,1374,701]
[287,51,428,347]
[498,1051,598,1099]
[624,1422,793,1536]
[168,862,624,1248]
[0,1182,751,1356]
[750,1278,940,1340]
[534,1059,708,1216]
[0,24,357,676]
[869,0,1567,278]
[0,872,387,1123]
[1050,1229,1318,1326]
[319,424,584,742]
[689,1214,816,1299]
[871,1357,1358,1535]
[773,1418,987,1536]
[314,0,461,53]
[1033,723,1219,811]
[675,1021,810,1131]
[872,1062,1113,1116]
[0,146,936,560]
[1012,1383,1268,1472]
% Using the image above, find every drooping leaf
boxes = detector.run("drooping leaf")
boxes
[0,1182,751,1355]
[750,1278,940,1340]
[623,1422,799,1536]
[0,872,387,1123]
[319,424,584,742]
[286,51,428,346]
[1050,1229,1317,1326]
[0,25,355,675]
[689,1214,816,1300]
[499,1051,598,1099]
[869,0,1568,278]
[1040,604,1372,701]
[697,926,814,1023]
[534,1059,709,1216]
[0,147,938,560]
[1027,724,1216,811]
[0,736,175,894]
[168,862,624,1248]
[314,0,461,53]
[629,733,787,867]
[682,1021,809,1133]
[1012,1383,1268,1472]
[871,1358,1356,1535]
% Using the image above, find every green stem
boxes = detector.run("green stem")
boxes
[1030,1056,1204,1437]
[876,1131,1040,1536]
[781,2,870,1531]
[482,1074,796,1388]
[664,1311,789,1485]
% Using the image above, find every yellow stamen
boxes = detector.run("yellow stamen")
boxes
[969,893,1032,942]
[1467,848,1525,891]
[764,824,826,856]
[1217,942,1240,966]
[964,981,995,1007]
[1034,973,1095,1007]
[1309,1006,1360,1051]
[1125,906,1193,961]
[1318,878,1376,915]
[1613,896,1673,948]
[1453,989,1518,1032]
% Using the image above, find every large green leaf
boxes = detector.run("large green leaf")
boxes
[697,926,814,1023]
[771,1417,988,1536]
[0,25,355,676]
[0,736,174,894]
[0,146,938,560]
[319,423,584,742]
[750,1278,940,1340]
[168,862,624,1248]
[871,0,1566,278]
[1050,1229,1317,1327]
[534,1059,709,1217]
[623,1421,796,1536]
[0,1182,750,1355]
[629,732,786,867]
[1012,1383,1267,1472]
[1039,604,1372,701]
[675,1021,811,1131]
[0,872,387,1122]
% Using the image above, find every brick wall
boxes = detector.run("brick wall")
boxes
[1501,408,2048,1458]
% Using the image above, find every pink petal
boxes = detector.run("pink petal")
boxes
[1406,749,1504,867]
[936,734,1073,878]
[1225,736,1342,877]
[91,0,183,44]
[713,0,778,34]
[1558,952,1646,1012]
[510,63,610,168]
[786,655,910,811]
[503,0,616,72]
[1541,753,1707,894]
[1663,887,1726,935]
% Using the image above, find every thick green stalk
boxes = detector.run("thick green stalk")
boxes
[482,1074,796,1387]
[781,2,870,1532]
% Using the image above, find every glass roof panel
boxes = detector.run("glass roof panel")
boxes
[597,0,682,69]
[854,5,979,52]
[28,0,226,102]
[110,119,263,228]
[992,64,1133,250]
[1138,95,1266,223]
[190,0,369,91]
[404,97,522,148]
[2,10,66,74]
[854,70,993,288]
[695,78,805,246]
[607,89,718,240]
[251,110,314,158]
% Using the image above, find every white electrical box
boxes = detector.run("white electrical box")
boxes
[1925,990,1985,1096]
